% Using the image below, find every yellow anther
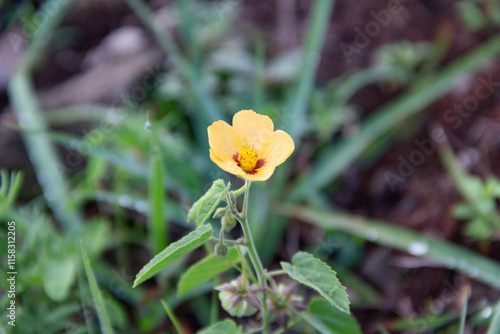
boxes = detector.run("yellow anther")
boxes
[237,147,259,172]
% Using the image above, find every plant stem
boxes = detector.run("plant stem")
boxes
[209,237,246,246]
[267,269,287,276]
[236,245,247,288]
[239,180,270,333]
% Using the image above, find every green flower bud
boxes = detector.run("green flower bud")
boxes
[214,243,229,258]
[224,213,237,232]
[218,291,258,318]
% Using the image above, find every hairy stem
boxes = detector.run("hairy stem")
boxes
[239,180,269,333]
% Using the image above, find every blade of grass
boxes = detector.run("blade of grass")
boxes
[161,300,183,334]
[45,131,149,177]
[78,272,97,334]
[147,114,168,253]
[278,204,500,290]
[258,0,335,263]
[123,0,222,123]
[149,156,167,254]
[291,33,500,200]
[81,242,114,334]
[77,190,187,226]
[459,289,469,334]
[8,0,83,232]
[175,0,200,65]
[487,301,500,334]
[43,105,119,127]
[285,0,334,143]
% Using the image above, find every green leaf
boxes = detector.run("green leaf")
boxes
[188,179,230,226]
[280,205,500,290]
[197,319,242,334]
[301,298,362,334]
[134,224,212,287]
[43,257,76,302]
[81,242,114,334]
[281,252,350,314]
[178,247,240,297]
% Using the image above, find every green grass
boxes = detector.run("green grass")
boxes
[3,0,500,332]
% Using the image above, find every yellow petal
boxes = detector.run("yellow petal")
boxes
[259,130,295,167]
[210,150,246,177]
[242,165,276,181]
[233,110,273,151]
[208,120,243,161]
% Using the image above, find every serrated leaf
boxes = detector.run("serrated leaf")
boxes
[197,319,242,334]
[188,179,230,226]
[281,252,350,314]
[134,225,212,287]
[301,298,361,334]
[178,247,240,297]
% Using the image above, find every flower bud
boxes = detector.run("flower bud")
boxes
[267,283,305,327]
[216,276,262,318]
[224,213,237,232]
[219,291,258,317]
[213,206,227,218]
[214,243,229,258]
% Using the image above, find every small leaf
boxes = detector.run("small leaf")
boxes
[188,179,230,226]
[301,298,361,334]
[178,247,240,297]
[452,203,476,220]
[197,319,242,334]
[134,225,212,287]
[43,257,76,302]
[281,252,350,314]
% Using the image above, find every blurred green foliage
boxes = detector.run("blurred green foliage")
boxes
[1,0,500,332]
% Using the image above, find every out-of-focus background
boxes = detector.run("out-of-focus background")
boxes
[1,0,500,333]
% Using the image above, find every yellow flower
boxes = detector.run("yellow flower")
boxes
[208,110,294,181]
